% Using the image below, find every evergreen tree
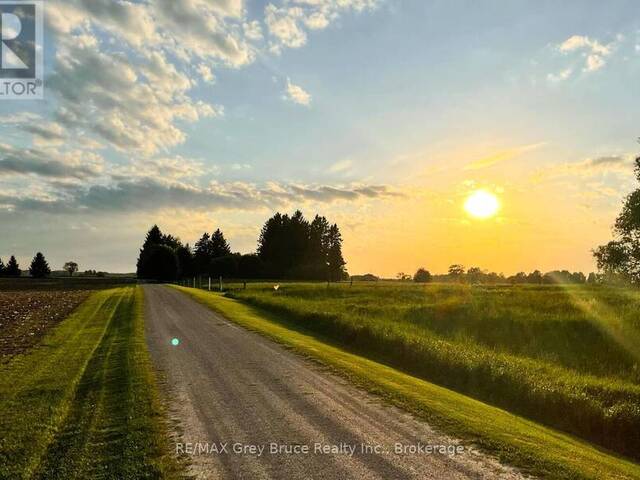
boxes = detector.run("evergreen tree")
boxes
[143,225,163,248]
[0,257,4,276]
[258,213,288,277]
[176,244,194,278]
[327,224,347,281]
[5,255,21,277]
[193,232,212,274]
[29,252,51,278]
[139,245,179,281]
[258,211,348,280]
[210,229,231,258]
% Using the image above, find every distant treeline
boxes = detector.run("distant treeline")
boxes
[0,253,52,278]
[136,210,348,282]
[402,265,598,285]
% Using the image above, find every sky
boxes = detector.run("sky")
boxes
[0,0,639,276]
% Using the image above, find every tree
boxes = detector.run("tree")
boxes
[138,245,179,281]
[257,211,348,280]
[327,223,347,281]
[29,252,51,278]
[527,270,543,284]
[396,272,411,281]
[63,261,79,277]
[413,268,432,283]
[413,268,430,283]
[0,257,4,276]
[448,264,465,282]
[143,225,163,249]
[238,254,263,278]
[210,229,231,258]
[594,155,640,282]
[175,244,194,278]
[5,255,21,277]
[193,232,212,275]
[466,267,485,284]
[137,225,183,281]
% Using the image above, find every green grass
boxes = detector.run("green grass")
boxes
[213,282,640,460]
[176,284,640,480]
[0,286,182,480]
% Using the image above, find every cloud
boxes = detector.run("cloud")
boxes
[556,34,617,73]
[328,159,353,174]
[0,144,104,180]
[265,0,380,52]
[465,142,546,170]
[47,41,220,156]
[285,78,312,106]
[0,178,399,215]
[533,155,634,182]
[547,68,573,83]
[21,122,68,146]
[197,64,216,83]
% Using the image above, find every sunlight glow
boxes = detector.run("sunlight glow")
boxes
[464,190,501,219]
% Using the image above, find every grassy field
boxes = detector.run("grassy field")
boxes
[0,286,181,480]
[176,285,640,478]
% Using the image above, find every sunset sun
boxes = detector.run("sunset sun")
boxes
[464,190,501,219]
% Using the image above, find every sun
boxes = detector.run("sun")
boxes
[464,190,500,219]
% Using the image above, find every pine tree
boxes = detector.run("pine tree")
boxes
[0,257,4,276]
[194,232,212,274]
[210,229,231,258]
[327,224,347,281]
[29,252,51,278]
[5,255,21,277]
[143,225,163,249]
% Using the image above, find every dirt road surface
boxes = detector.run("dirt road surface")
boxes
[144,285,527,480]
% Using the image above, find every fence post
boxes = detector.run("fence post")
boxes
[219,276,223,292]
[208,277,211,291]
[193,277,195,288]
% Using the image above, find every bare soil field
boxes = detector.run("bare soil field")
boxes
[0,290,91,360]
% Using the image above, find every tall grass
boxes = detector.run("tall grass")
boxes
[225,283,640,460]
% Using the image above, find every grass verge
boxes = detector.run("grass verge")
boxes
[175,285,640,480]
[0,286,182,480]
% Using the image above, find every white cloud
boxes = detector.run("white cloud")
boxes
[328,159,353,173]
[265,0,380,52]
[547,67,573,83]
[557,34,616,73]
[285,78,312,106]
[197,64,216,83]
[0,178,399,215]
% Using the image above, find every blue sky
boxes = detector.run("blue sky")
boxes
[0,0,639,275]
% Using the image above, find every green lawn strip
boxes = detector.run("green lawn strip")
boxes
[176,286,640,480]
[0,288,118,479]
[0,287,183,480]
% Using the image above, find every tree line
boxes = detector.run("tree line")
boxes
[402,266,595,285]
[136,210,348,282]
[0,253,52,278]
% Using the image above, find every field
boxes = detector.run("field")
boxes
[0,286,181,479]
[0,290,91,360]
[215,282,640,461]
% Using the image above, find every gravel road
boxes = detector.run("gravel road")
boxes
[144,285,527,480]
